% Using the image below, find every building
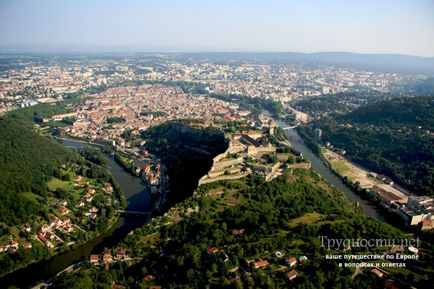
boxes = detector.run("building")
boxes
[103,253,113,262]
[240,134,262,148]
[90,254,99,264]
[397,196,434,226]
[286,257,297,267]
[286,270,298,280]
[116,248,127,259]
[253,260,269,269]
[299,255,308,263]
[397,206,425,226]
[370,267,388,278]
[207,247,219,254]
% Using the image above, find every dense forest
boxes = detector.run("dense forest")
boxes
[0,118,125,277]
[49,169,430,288]
[141,122,229,206]
[0,118,75,225]
[291,91,408,117]
[299,96,434,195]
[0,118,122,225]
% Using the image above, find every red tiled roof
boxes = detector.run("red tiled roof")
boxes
[207,247,219,254]
[286,270,297,280]
[254,260,269,268]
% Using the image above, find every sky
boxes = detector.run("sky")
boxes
[0,0,433,57]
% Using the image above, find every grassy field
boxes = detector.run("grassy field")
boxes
[18,191,43,203]
[47,177,73,191]
[323,149,377,188]
[288,212,324,227]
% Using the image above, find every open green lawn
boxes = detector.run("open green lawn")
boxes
[288,212,325,227]
[331,159,351,175]
[47,177,73,191]
[18,191,43,203]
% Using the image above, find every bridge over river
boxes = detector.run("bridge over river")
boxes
[116,210,151,218]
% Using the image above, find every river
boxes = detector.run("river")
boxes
[0,139,152,288]
[1,122,386,287]
[271,116,385,221]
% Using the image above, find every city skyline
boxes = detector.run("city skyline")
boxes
[0,0,433,57]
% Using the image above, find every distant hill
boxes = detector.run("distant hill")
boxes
[340,96,434,129]
[0,118,75,225]
[178,52,434,74]
[299,96,434,195]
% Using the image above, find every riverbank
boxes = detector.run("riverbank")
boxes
[319,147,418,229]
[266,112,386,221]
[0,139,153,289]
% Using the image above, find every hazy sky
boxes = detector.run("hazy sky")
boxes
[0,0,433,56]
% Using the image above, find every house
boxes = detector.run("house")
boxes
[41,224,51,232]
[87,188,96,195]
[116,248,127,259]
[58,206,69,215]
[9,240,19,249]
[77,200,85,207]
[0,245,8,252]
[24,224,32,233]
[63,225,73,232]
[103,253,113,262]
[23,242,32,249]
[207,247,219,254]
[90,254,99,264]
[38,233,47,243]
[371,267,388,278]
[253,260,269,269]
[50,216,61,227]
[59,200,68,206]
[45,241,54,248]
[286,256,297,267]
[143,165,151,175]
[79,181,89,187]
[90,206,99,213]
[299,255,308,263]
[104,183,113,192]
[149,286,162,289]
[286,270,298,280]
[144,274,155,281]
[45,231,54,240]
[74,175,82,182]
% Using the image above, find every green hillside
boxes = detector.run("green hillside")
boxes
[340,96,433,128]
[299,96,434,195]
[0,118,75,225]
[50,170,432,288]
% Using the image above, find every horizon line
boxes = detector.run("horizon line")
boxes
[0,49,433,59]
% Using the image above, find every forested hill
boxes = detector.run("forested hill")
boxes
[50,170,429,288]
[299,96,434,195]
[339,96,433,128]
[0,118,75,224]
